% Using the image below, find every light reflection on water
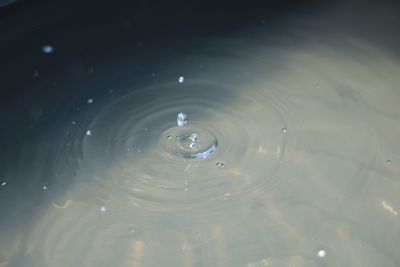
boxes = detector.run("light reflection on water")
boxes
[1,21,400,267]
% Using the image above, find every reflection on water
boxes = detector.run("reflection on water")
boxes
[1,5,400,267]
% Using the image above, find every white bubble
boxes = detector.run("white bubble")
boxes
[178,76,184,83]
[189,133,198,142]
[87,98,94,104]
[1,180,6,186]
[42,185,48,190]
[86,130,91,136]
[42,45,54,54]
[72,121,76,125]
[318,249,326,258]
[282,128,287,133]
[386,159,392,165]
[100,206,107,213]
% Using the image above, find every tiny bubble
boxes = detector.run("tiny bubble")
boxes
[72,121,76,125]
[178,76,184,83]
[224,192,231,197]
[189,133,198,142]
[282,128,287,133]
[100,206,107,213]
[317,249,326,258]
[42,185,48,190]
[33,71,40,77]
[86,130,92,136]
[42,45,54,54]
[166,135,172,140]
[184,187,189,192]
[138,149,142,153]
[386,160,392,165]
[189,142,196,149]
[216,162,225,167]
[130,229,135,234]
[1,180,6,186]
[87,98,94,104]
[109,89,114,94]
[144,128,148,132]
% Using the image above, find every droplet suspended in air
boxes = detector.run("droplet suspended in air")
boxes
[177,112,188,127]
[42,45,54,54]
[317,249,326,258]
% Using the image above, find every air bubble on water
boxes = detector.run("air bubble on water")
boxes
[1,180,6,186]
[87,98,94,104]
[178,76,184,83]
[216,162,225,167]
[386,160,392,165]
[282,128,287,133]
[189,133,198,142]
[42,185,48,190]
[100,206,107,213]
[317,249,326,258]
[42,45,54,54]
[177,112,188,126]
[86,130,91,136]
[189,142,196,149]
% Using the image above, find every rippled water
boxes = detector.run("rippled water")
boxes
[1,7,400,267]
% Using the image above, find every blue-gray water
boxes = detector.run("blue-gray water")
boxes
[1,1,400,266]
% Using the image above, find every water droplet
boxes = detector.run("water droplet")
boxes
[42,185,48,190]
[1,180,6,186]
[317,249,326,258]
[216,162,225,167]
[86,130,91,136]
[87,98,94,104]
[386,160,392,165]
[282,128,287,133]
[178,76,184,83]
[100,206,107,213]
[177,112,188,127]
[42,45,54,54]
